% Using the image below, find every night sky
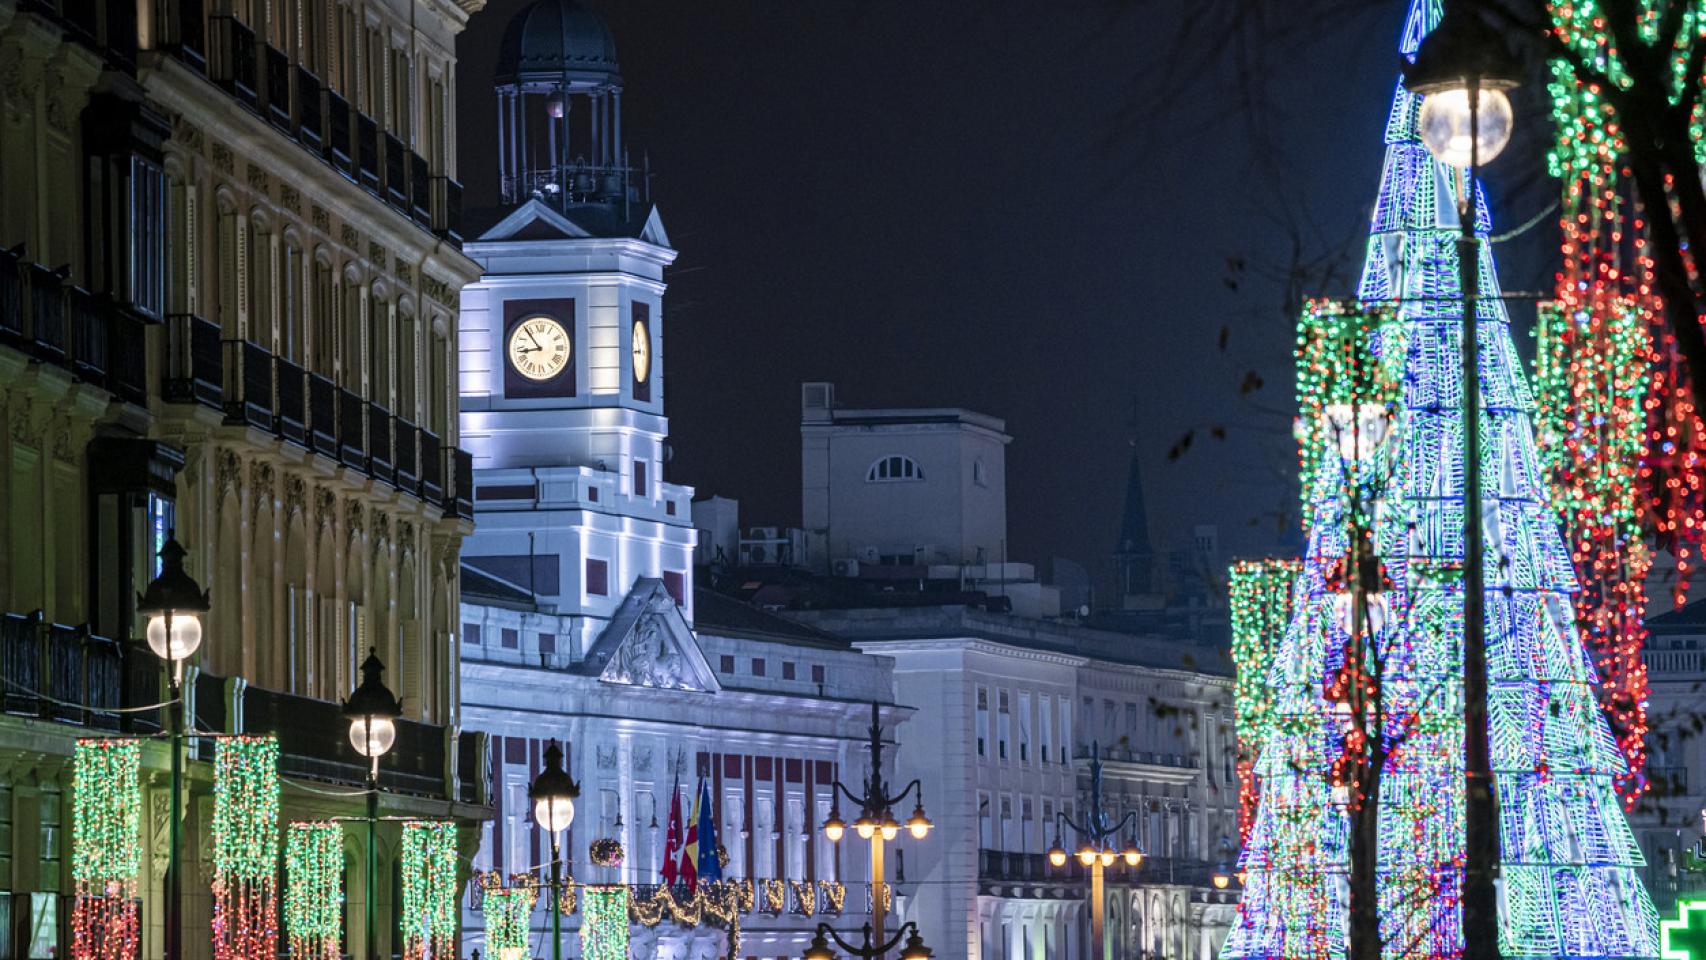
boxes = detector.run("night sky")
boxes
[455,1,1558,588]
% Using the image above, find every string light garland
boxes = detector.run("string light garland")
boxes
[1229,559,1302,844]
[580,886,630,960]
[71,739,141,960]
[1542,0,1706,805]
[212,736,280,960]
[1221,1,1661,956]
[284,822,344,960]
[476,873,536,960]
[399,821,459,960]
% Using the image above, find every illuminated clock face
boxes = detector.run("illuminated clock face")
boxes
[507,315,571,381]
[632,318,652,384]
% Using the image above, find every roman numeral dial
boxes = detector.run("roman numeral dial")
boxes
[507,315,571,381]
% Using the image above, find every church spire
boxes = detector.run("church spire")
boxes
[1114,404,1155,599]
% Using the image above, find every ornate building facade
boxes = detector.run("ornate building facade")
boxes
[0,0,489,956]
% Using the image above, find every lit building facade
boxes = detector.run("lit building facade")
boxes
[454,4,906,957]
[0,0,489,957]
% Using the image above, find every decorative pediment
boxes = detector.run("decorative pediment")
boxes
[638,206,670,249]
[585,579,717,693]
[477,198,593,242]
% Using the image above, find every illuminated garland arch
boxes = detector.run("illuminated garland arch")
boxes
[212,736,279,960]
[71,739,142,960]
[399,820,459,960]
[285,822,344,960]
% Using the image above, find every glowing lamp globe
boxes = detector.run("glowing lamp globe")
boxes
[906,802,933,840]
[1077,847,1097,867]
[529,740,581,834]
[146,613,203,663]
[1416,88,1514,167]
[899,928,934,960]
[803,931,835,960]
[1323,403,1392,462]
[1213,867,1231,890]
[854,812,877,841]
[341,649,403,760]
[823,810,846,843]
[500,949,525,960]
[880,812,900,842]
[1048,844,1068,868]
[1123,840,1144,867]
[136,536,210,664]
[1099,849,1116,867]
[1401,4,1521,169]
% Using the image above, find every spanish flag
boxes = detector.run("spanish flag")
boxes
[678,777,701,893]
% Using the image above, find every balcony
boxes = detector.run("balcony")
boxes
[420,429,443,504]
[324,89,352,178]
[223,339,274,430]
[295,67,322,153]
[0,613,124,729]
[66,286,106,384]
[410,152,431,227]
[263,44,291,131]
[0,245,21,342]
[368,404,393,484]
[276,356,307,447]
[164,313,223,410]
[1075,743,1196,770]
[356,111,380,195]
[210,16,258,110]
[165,0,206,72]
[384,132,408,212]
[25,263,65,363]
[395,417,418,491]
[451,448,473,519]
[107,310,147,406]
[431,177,463,245]
[338,388,365,467]
[309,372,337,455]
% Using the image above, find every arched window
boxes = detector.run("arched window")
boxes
[866,455,924,483]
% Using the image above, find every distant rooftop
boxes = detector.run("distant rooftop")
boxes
[800,381,1008,437]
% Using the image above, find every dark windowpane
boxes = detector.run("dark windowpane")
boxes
[783,661,796,680]
[586,558,608,596]
[663,571,685,606]
[720,655,735,673]
[462,623,481,644]
[751,658,766,677]
[812,664,826,684]
[539,632,556,654]
[501,628,518,649]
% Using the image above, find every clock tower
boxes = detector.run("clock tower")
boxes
[457,0,695,648]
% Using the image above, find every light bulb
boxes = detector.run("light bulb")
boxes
[146,612,203,662]
[347,715,397,758]
[1416,87,1514,168]
[534,794,576,834]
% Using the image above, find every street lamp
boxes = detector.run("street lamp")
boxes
[1403,10,1521,960]
[803,921,934,960]
[342,650,401,960]
[1047,741,1141,960]
[824,702,930,960]
[1211,835,1236,890]
[529,740,580,960]
[136,534,209,960]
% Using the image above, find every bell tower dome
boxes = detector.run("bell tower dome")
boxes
[458,0,693,637]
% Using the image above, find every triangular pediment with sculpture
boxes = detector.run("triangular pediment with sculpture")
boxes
[583,578,718,693]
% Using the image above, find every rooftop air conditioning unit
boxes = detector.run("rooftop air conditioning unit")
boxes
[831,558,860,578]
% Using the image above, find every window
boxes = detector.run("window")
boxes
[587,486,599,503]
[501,627,518,649]
[720,655,735,674]
[632,459,648,498]
[811,664,825,684]
[997,690,1011,760]
[1040,694,1053,765]
[585,558,608,597]
[662,570,685,606]
[539,632,556,655]
[973,458,988,487]
[866,455,924,482]
[976,687,989,758]
[751,658,766,677]
[1019,691,1032,763]
[666,501,676,516]
[462,623,481,645]
[783,661,796,680]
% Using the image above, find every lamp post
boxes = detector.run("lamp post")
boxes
[803,920,934,960]
[1403,11,1520,960]
[1046,742,1143,960]
[529,740,580,960]
[342,649,402,960]
[136,535,209,960]
[824,702,931,960]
